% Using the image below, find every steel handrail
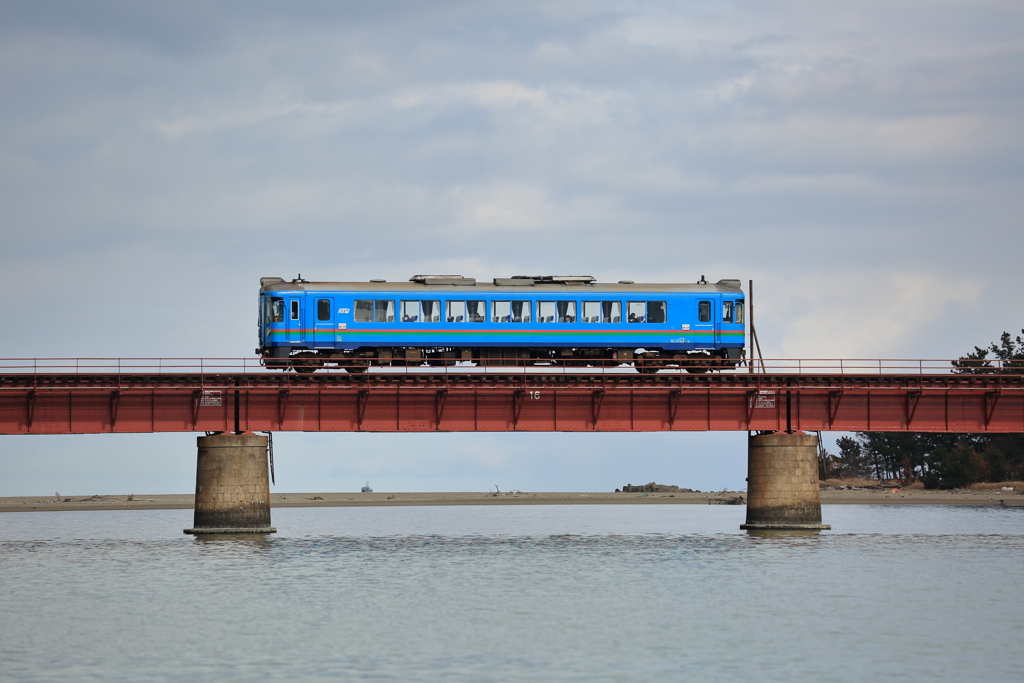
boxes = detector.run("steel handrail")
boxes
[0,356,1021,378]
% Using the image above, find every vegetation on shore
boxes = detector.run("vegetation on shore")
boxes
[819,330,1024,489]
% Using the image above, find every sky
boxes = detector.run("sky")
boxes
[1,0,1022,496]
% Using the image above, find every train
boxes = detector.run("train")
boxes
[257,274,746,373]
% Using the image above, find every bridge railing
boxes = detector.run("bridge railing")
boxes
[0,357,1021,376]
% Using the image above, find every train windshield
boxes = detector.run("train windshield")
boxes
[266,297,284,323]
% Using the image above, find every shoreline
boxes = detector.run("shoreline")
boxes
[2,487,1022,512]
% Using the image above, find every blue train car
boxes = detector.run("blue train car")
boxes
[258,275,745,373]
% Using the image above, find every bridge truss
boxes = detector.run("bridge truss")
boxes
[2,359,1022,434]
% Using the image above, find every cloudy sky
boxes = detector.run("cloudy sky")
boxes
[2,1,1022,496]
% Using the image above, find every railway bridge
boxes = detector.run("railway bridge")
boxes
[3,357,1022,532]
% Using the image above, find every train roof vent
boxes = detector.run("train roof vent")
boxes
[494,278,535,286]
[716,279,742,289]
[409,275,477,286]
[514,275,595,285]
[260,277,285,287]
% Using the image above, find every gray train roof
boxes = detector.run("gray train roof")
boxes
[260,276,743,294]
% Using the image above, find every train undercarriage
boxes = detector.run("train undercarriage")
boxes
[261,347,744,374]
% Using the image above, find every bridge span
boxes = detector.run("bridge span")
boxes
[1,358,1022,435]
[5,358,1021,533]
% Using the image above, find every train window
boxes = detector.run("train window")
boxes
[537,301,555,323]
[317,299,331,322]
[354,300,394,322]
[537,301,576,323]
[493,300,534,322]
[422,300,441,322]
[722,301,733,323]
[290,300,300,321]
[402,300,441,322]
[582,301,600,323]
[446,301,464,322]
[557,301,576,322]
[735,301,744,324]
[374,300,395,323]
[647,301,666,324]
[627,301,645,323]
[602,301,621,323]
[401,300,420,322]
[446,301,485,323]
[698,301,711,323]
[268,297,284,323]
[354,300,373,322]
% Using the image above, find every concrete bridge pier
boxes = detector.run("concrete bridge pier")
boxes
[741,432,830,531]
[184,433,276,534]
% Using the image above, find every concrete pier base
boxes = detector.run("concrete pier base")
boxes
[184,433,276,534]
[741,432,830,530]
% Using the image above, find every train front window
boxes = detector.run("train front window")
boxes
[268,297,284,323]
[627,301,645,323]
[698,301,711,323]
[317,299,331,322]
[290,300,300,321]
[735,301,744,324]
[602,301,621,323]
[722,301,733,323]
[647,301,666,324]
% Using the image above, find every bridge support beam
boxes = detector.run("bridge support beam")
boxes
[741,432,830,530]
[184,433,276,534]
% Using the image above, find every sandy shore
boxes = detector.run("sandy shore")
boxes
[2,486,1021,512]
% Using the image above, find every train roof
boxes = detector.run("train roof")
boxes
[260,275,744,294]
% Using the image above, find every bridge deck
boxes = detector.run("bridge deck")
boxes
[3,367,1022,434]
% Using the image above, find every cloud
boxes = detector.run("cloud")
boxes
[1,1,1022,493]
[766,270,984,359]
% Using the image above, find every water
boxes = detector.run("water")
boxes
[2,505,1022,682]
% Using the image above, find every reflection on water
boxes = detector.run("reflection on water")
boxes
[2,505,1022,682]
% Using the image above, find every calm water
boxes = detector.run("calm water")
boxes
[2,505,1022,682]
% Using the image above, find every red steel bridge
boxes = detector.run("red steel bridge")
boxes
[2,358,1022,435]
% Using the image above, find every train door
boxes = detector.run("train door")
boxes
[313,297,335,347]
[286,296,303,344]
[697,298,715,347]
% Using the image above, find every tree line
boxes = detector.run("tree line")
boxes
[819,330,1024,489]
